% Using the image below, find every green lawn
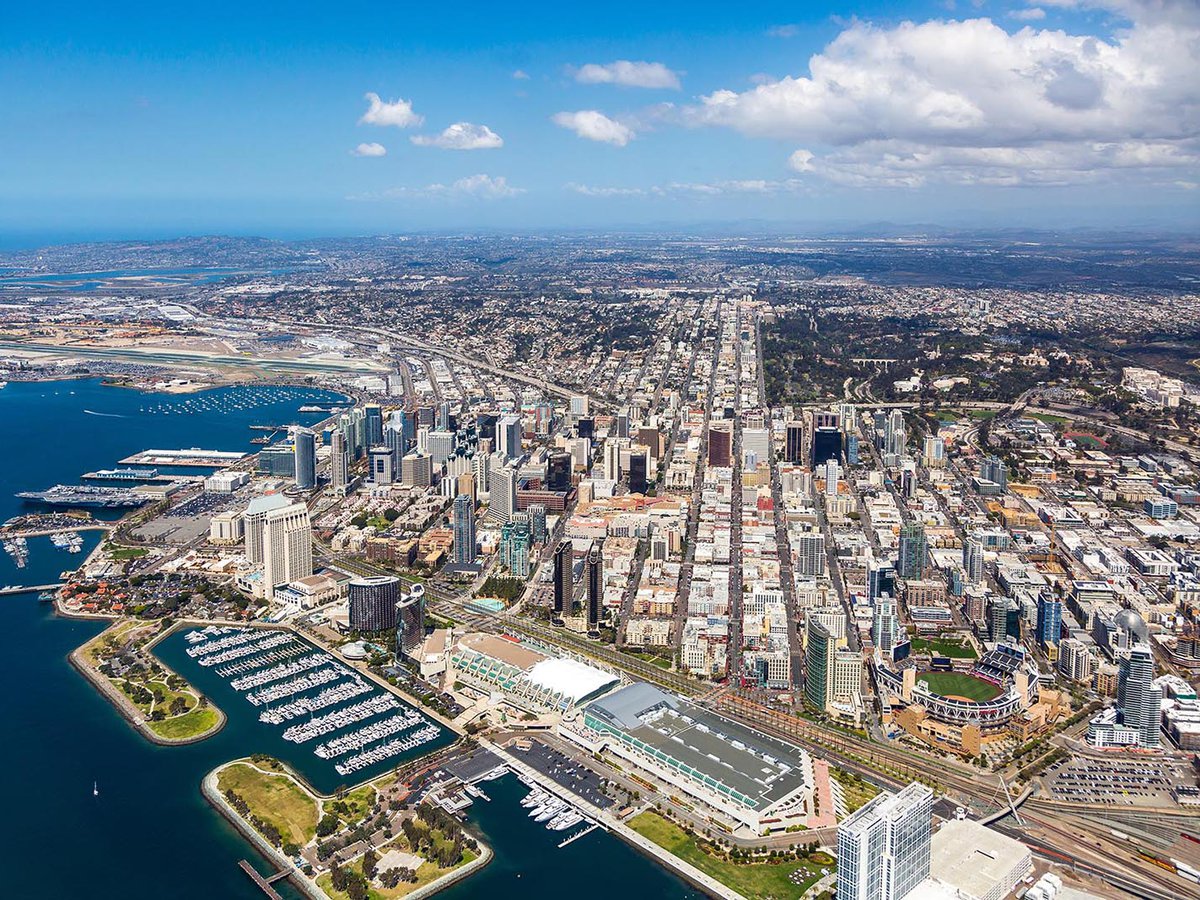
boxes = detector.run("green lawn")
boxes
[1028,413,1069,426]
[149,705,219,740]
[105,543,149,560]
[628,812,824,900]
[217,762,319,846]
[917,671,1001,702]
[317,842,477,900]
[967,409,997,420]
[910,636,978,659]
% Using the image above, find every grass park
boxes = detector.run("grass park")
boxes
[628,811,828,900]
[916,671,1002,702]
[217,761,320,847]
[909,634,977,659]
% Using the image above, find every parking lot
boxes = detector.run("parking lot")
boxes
[512,739,614,809]
[1045,756,1196,807]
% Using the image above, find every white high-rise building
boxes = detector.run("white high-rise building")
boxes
[330,430,349,491]
[742,427,771,467]
[243,493,291,566]
[427,429,455,467]
[261,501,312,600]
[569,395,589,417]
[873,594,899,653]
[488,465,518,524]
[837,782,933,900]
[824,458,839,494]
[497,415,522,460]
[963,539,985,585]
[473,452,492,498]
[603,438,625,483]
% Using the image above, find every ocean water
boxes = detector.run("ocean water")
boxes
[0,379,703,900]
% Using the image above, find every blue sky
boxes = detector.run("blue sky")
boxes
[1,0,1197,241]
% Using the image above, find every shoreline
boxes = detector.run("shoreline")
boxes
[69,618,228,747]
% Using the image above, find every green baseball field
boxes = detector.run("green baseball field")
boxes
[916,671,1002,702]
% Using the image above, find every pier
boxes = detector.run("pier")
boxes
[559,823,600,848]
[237,860,289,899]
[119,448,247,467]
[0,583,63,596]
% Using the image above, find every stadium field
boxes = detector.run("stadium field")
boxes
[916,671,1002,702]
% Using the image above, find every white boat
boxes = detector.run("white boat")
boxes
[93,781,99,798]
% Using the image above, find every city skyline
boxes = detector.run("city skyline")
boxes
[3,0,1198,243]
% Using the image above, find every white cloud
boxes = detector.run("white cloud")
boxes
[512,69,530,80]
[767,24,800,38]
[788,149,815,172]
[552,110,635,146]
[351,142,387,157]
[1009,7,1047,20]
[351,174,524,201]
[566,183,651,197]
[686,6,1200,187]
[359,92,423,128]
[573,60,681,89]
[411,122,503,150]
[567,179,805,197]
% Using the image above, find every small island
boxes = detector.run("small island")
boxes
[71,619,225,744]
[207,756,489,900]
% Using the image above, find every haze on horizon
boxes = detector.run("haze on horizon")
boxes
[2,0,1198,243]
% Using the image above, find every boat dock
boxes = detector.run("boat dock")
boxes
[81,468,199,485]
[0,583,64,596]
[559,823,600,848]
[237,860,289,899]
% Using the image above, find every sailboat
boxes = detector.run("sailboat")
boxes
[93,781,99,798]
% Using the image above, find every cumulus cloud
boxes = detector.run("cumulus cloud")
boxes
[351,142,387,157]
[359,92,423,128]
[552,110,635,146]
[352,174,524,201]
[411,122,504,150]
[686,4,1200,187]
[1009,7,1047,20]
[573,60,681,89]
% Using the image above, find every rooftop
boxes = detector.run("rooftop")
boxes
[929,819,1032,899]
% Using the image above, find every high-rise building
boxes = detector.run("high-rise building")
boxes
[473,452,491,498]
[884,410,908,458]
[613,409,630,439]
[785,421,805,464]
[528,503,547,545]
[369,445,394,485]
[497,414,522,460]
[873,594,899,653]
[795,532,827,577]
[628,448,649,494]
[587,541,603,632]
[545,451,572,491]
[364,404,384,447]
[869,561,897,603]
[330,430,349,491]
[261,501,312,600]
[553,540,573,621]
[487,465,518,523]
[804,619,833,710]
[436,401,451,432]
[348,575,400,632]
[812,427,841,467]
[921,435,945,468]
[400,452,432,487]
[243,493,291,566]
[845,432,860,466]
[837,782,933,900]
[988,596,1010,643]
[963,539,984,585]
[499,518,531,577]
[569,395,590,418]
[897,524,927,580]
[708,425,732,467]
[1036,593,1062,650]
[292,427,316,489]
[577,416,594,439]
[981,455,1008,491]
[452,493,476,565]
[1117,643,1160,748]
[603,439,624,483]
[742,427,770,468]
[426,429,455,467]
[396,583,426,660]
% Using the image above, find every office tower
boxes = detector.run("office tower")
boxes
[330,430,349,491]
[475,412,497,444]
[743,427,771,467]
[837,782,933,900]
[400,451,432,487]
[570,394,590,418]
[416,425,430,455]
[833,648,863,703]
[497,414,522,460]
[587,541,603,632]
[487,465,517,524]
[603,439,624,483]
[873,594,899,653]
[473,452,491,498]
[242,494,291,565]
[1117,643,1160,747]
[845,432,860,466]
[499,518,531,577]
[901,468,917,500]
[921,435,945,468]
[436,401,451,432]
[884,410,907,458]
[417,404,435,427]
[988,596,1009,643]
[637,426,662,460]
[364,404,384,446]
[981,455,1008,491]
[452,493,476,565]
[426,429,455,467]
[292,427,316,490]
[963,539,984,585]
[553,540,573,621]
[545,451,572,492]
[385,421,406,468]
[785,421,805,464]
[528,503,547,545]
[577,416,594,439]
[258,444,296,478]
[614,409,630,439]
[897,523,927,579]
[824,458,839,494]
[628,448,649,494]
[347,575,400,632]
[796,532,827,577]
[1036,593,1062,650]
[396,584,426,660]
[262,502,312,600]
[389,408,415,455]
[869,561,897,603]
[813,411,840,430]
[368,446,394,485]
[570,437,591,470]
[812,427,842,467]
[805,619,833,710]
[708,425,732,467]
